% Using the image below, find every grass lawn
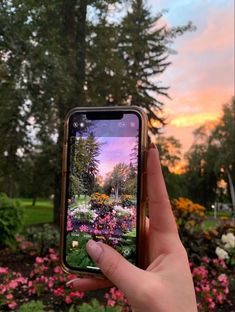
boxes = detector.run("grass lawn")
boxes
[18,196,88,226]
[18,198,53,226]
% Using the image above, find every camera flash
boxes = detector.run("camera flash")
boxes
[80,122,85,128]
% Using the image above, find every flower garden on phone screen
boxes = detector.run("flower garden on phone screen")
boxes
[66,114,139,270]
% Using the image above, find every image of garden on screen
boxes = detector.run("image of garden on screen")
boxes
[65,113,140,270]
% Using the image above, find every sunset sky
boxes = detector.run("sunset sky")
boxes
[77,114,139,179]
[97,137,137,178]
[147,0,234,153]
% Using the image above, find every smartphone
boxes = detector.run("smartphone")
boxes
[60,106,147,277]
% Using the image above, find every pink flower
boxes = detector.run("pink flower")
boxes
[68,274,77,280]
[205,296,213,303]
[6,294,13,300]
[110,287,125,300]
[67,215,73,231]
[16,277,28,284]
[79,225,89,232]
[201,284,210,292]
[216,293,224,303]
[0,267,8,274]
[192,266,208,279]
[70,291,84,299]
[224,287,229,294]
[48,277,55,288]
[40,265,48,272]
[54,266,62,274]
[8,301,17,310]
[50,253,58,261]
[107,299,116,307]
[54,287,64,297]
[0,286,7,294]
[65,296,72,304]
[35,257,44,264]
[209,302,216,309]
[8,280,18,289]
[217,274,229,289]
[201,256,210,264]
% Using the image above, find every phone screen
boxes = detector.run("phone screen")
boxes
[64,111,141,273]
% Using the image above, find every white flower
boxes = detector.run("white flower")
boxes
[221,233,235,250]
[113,205,123,210]
[215,246,229,260]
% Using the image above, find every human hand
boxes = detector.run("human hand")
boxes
[67,145,198,312]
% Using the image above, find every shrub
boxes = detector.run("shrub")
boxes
[78,299,120,312]
[24,224,59,255]
[18,300,50,312]
[0,193,24,248]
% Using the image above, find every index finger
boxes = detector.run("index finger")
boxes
[147,145,178,235]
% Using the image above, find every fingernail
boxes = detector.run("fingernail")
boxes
[66,278,78,287]
[86,240,103,262]
[150,142,155,149]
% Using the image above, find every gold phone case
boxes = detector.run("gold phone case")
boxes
[59,106,148,277]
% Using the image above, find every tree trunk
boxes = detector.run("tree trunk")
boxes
[32,196,37,207]
[53,120,64,226]
[76,0,87,106]
[115,186,119,200]
[53,0,88,225]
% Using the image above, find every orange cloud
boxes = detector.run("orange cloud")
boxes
[171,111,220,128]
[164,87,232,120]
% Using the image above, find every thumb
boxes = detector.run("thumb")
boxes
[86,240,143,296]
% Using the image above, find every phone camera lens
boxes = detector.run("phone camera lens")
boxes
[73,121,79,128]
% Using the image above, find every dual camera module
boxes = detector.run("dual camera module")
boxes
[72,121,85,129]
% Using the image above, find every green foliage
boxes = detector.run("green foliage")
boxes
[18,300,51,312]
[104,163,131,198]
[0,193,24,248]
[0,0,194,222]
[66,233,94,268]
[78,299,120,312]
[24,224,59,254]
[185,98,235,207]
[70,134,100,197]
[156,136,188,199]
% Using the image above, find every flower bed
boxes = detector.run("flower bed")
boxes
[66,193,137,267]
[0,197,234,311]
[172,198,235,311]
[0,244,130,311]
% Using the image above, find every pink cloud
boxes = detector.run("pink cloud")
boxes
[183,6,234,54]
[155,3,234,154]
